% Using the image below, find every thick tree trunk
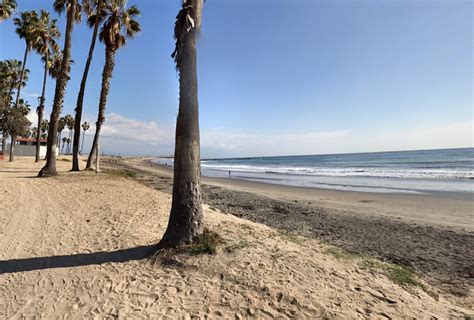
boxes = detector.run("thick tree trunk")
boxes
[158,25,204,248]
[72,0,101,171]
[86,46,115,169]
[14,43,29,110]
[38,0,76,177]
[9,135,16,162]
[36,51,49,162]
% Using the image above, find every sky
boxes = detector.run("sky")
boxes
[0,0,472,158]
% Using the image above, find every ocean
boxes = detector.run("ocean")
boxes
[154,148,474,194]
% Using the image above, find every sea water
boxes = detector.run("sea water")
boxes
[154,148,474,194]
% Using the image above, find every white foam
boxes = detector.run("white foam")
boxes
[200,163,473,180]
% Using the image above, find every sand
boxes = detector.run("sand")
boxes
[108,158,474,295]
[0,157,473,318]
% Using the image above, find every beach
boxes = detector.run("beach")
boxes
[110,158,474,295]
[0,157,473,318]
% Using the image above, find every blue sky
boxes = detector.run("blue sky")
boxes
[1,0,472,157]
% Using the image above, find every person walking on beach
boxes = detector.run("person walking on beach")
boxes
[228,170,231,178]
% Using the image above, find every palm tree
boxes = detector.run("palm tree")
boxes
[72,0,104,171]
[66,137,71,154]
[13,10,38,114]
[5,99,30,162]
[86,0,141,169]
[81,121,89,153]
[159,0,204,248]
[0,0,17,22]
[45,51,68,79]
[40,119,49,140]
[57,117,65,153]
[0,59,29,154]
[64,114,74,153]
[33,10,61,162]
[39,0,80,177]
[0,59,29,106]
[31,127,38,139]
[61,136,67,154]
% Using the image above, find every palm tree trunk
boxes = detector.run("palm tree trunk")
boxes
[36,51,49,162]
[159,19,203,247]
[72,0,102,171]
[57,132,61,155]
[86,46,115,169]
[81,130,85,154]
[14,42,29,109]
[9,135,16,162]
[1,133,7,157]
[38,0,76,177]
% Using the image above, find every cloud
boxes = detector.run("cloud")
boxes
[201,129,353,157]
[23,112,474,157]
[23,91,41,99]
[82,113,175,156]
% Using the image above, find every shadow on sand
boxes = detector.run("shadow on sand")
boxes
[0,245,156,275]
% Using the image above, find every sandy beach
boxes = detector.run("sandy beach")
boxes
[0,157,473,318]
[109,158,474,292]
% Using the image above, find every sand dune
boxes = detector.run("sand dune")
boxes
[0,158,472,318]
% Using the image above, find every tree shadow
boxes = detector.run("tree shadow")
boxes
[0,244,157,275]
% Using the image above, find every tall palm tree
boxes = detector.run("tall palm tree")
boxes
[159,0,204,248]
[72,0,104,171]
[81,121,89,153]
[86,0,141,169]
[13,10,38,114]
[39,0,80,177]
[0,0,17,22]
[33,10,61,162]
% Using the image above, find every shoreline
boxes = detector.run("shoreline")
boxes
[152,157,474,197]
[104,157,474,297]
[145,158,473,231]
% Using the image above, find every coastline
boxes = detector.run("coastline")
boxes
[104,157,474,297]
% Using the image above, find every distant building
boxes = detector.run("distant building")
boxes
[4,137,58,158]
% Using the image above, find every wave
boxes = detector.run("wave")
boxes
[200,163,474,180]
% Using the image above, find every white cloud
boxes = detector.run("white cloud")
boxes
[23,112,474,157]
[201,129,353,157]
[23,91,41,99]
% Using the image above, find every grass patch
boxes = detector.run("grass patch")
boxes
[187,228,223,255]
[324,247,358,260]
[103,168,137,179]
[60,158,71,162]
[271,231,305,244]
[124,170,137,178]
[359,258,385,270]
[359,258,426,290]
[224,239,252,253]
[387,265,426,290]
